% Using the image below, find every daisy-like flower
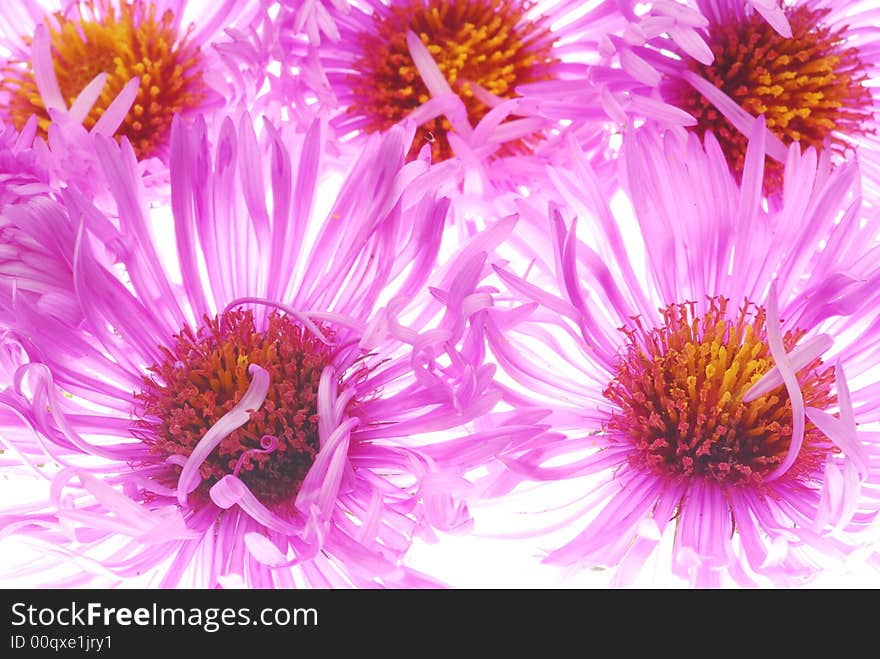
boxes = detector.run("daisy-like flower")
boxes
[269,0,625,200]
[524,1,880,196]
[482,121,880,587]
[663,0,879,195]
[0,0,262,167]
[0,113,504,588]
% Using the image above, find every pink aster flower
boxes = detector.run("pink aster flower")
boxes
[483,120,880,587]
[0,0,263,182]
[266,0,623,201]
[522,0,880,197]
[0,113,504,588]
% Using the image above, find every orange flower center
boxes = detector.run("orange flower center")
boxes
[604,298,836,487]
[347,0,557,161]
[3,0,206,159]
[668,5,873,192]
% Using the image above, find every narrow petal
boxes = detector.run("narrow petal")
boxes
[90,77,140,136]
[763,282,806,482]
[31,24,65,112]
[68,73,108,125]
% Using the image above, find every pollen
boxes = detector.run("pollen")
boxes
[347,0,557,161]
[669,5,873,192]
[603,298,837,488]
[135,309,336,504]
[2,0,206,159]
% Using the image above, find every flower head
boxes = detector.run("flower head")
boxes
[267,0,622,201]
[520,1,880,196]
[343,0,559,162]
[482,121,880,587]
[0,0,262,171]
[0,113,498,588]
[664,1,876,193]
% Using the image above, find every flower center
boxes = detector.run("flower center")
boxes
[135,309,335,504]
[347,0,557,161]
[667,5,873,192]
[603,298,836,487]
[2,0,205,159]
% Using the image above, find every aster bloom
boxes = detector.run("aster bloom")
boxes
[268,0,625,201]
[0,0,262,171]
[482,121,880,587]
[662,0,879,196]
[0,113,507,588]
[524,0,880,197]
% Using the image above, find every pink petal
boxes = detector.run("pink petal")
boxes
[91,77,139,136]
[31,24,65,112]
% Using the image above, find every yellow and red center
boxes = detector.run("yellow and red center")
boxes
[603,298,837,487]
[347,0,558,161]
[2,0,206,159]
[668,5,873,192]
[136,309,336,504]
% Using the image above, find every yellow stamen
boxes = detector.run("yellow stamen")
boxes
[604,298,837,487]
[670,5,873,194]
[2,0,205,159]
[347,0,557,161]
